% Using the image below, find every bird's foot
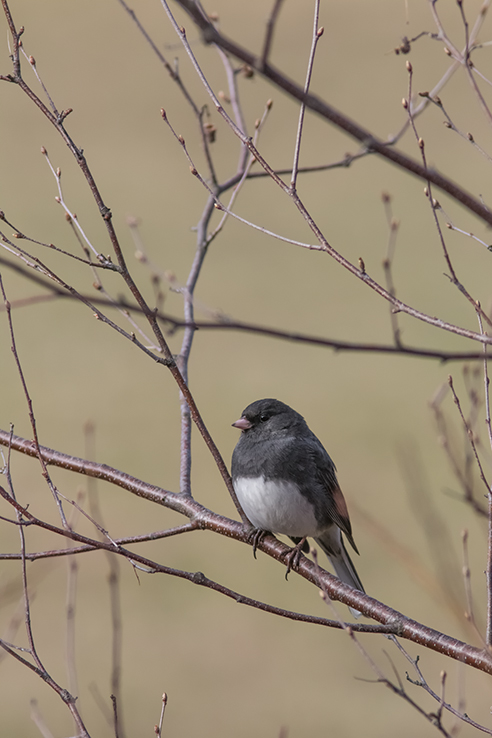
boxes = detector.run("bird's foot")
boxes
[246,527,269,558]
[283,537,308,579]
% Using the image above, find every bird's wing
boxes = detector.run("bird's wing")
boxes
[305,437,360,554]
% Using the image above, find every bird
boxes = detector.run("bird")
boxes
[231,398,364,615]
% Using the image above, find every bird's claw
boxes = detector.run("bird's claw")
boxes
[283,537,307,579]
[245,529,307,578]
[247,527,269,558]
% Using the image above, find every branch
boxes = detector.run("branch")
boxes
[4,255,492,362]
[173,0,492,228]
[0,0,244,520]
[153,9,492,350]
[1,430,492,674]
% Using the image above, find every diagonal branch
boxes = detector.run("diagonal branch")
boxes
[1,429,492,674]
[173,0,492,228]
[3,253,492,362]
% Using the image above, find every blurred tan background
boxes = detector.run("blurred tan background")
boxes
[1,0,492,735]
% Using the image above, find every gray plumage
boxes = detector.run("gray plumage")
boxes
[232,398,364,613]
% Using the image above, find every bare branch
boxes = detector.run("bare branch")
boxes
[173,0,492,227]
[1,436,492,673]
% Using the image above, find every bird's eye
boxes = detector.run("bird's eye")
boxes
[259,413,269,422]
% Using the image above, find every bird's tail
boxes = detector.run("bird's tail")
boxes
[315,527,364,618]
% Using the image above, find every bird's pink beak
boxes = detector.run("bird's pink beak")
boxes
[232,416,252,431]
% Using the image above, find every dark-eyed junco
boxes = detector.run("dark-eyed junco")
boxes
[231,398,364,614]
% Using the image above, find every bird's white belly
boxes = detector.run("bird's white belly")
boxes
[233,476,319,537]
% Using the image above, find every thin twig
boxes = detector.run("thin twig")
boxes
[393,636,492,735]
[404,60,492,330]
[116,0,200,114]
[111,694,120,738]
[155,693,168,737]
[448,374,490,496]
[391,1,490,142]
[261,0,285,69]
[420,91,492,166]
[206,96,273,247]
[430,381,487,516]
[477,310,492,646]
[290,0,321,191]
[0,523,200,561]
[84,423,126,737]
[381,193,402,347]
[461,529,485,645]
[455,0,492,124]
[0,272,68,526]
[65,493,82,719]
